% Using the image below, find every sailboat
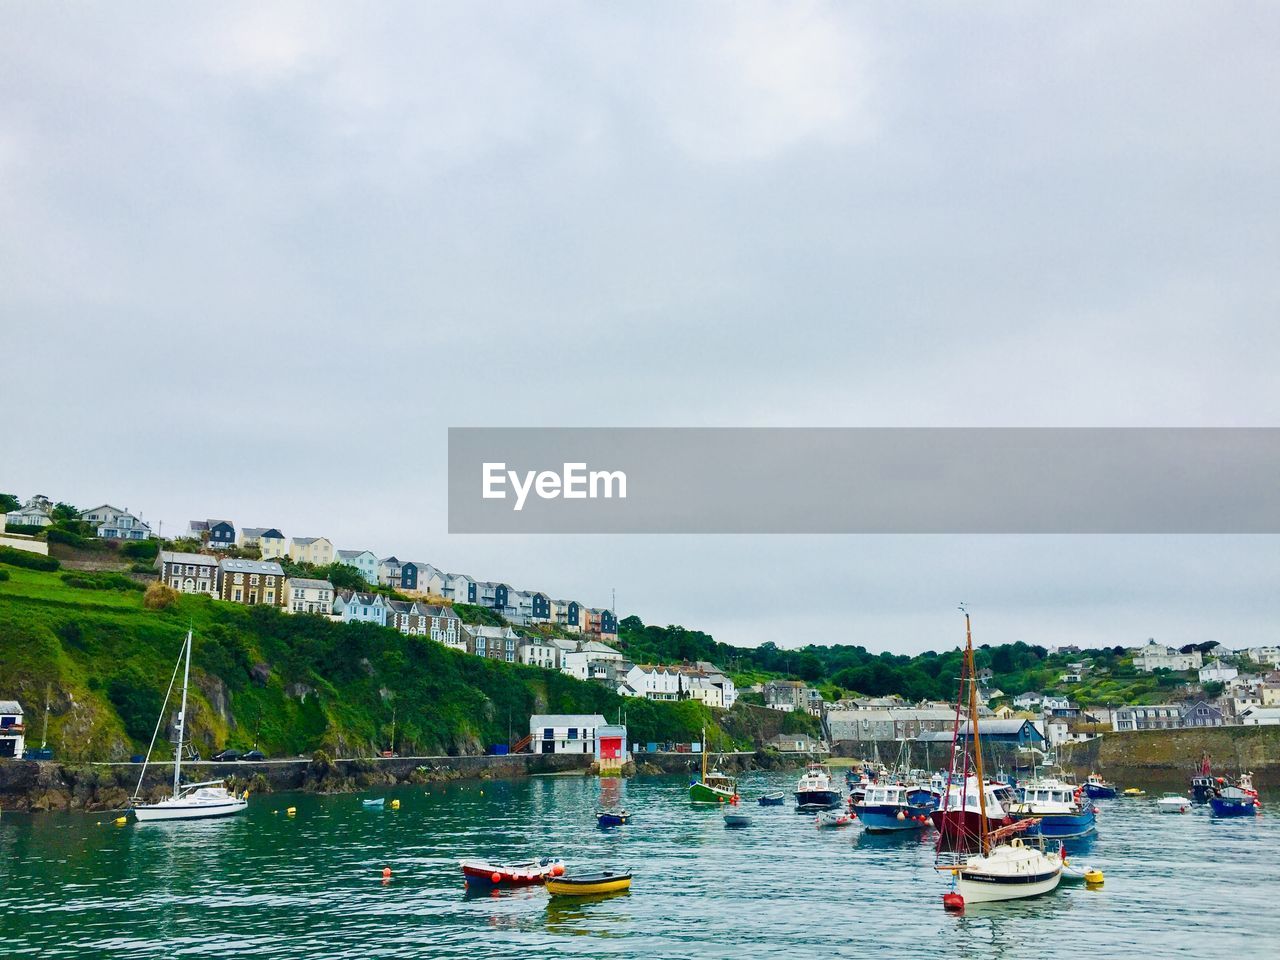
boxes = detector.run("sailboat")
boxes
[130,629,248,822]
[936,608,1062,905]
[689,727,738,804]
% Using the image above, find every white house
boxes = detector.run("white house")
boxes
[1199,659,1239,684]
[7,496,52,528]
[529,714,608,755]
[82,504,152,540]
[695,661,737,708]
[1133,640,1203,673]
[335,549,379,585]
[1246,646,1280,667]
[239,527,284,551]
[0,700,25,759]
[1041,695,1072,713]
[377,557,402,588]
[1058,672,1083,684]
[0,514,50,556]
[623,664,681,700]
[1013,692,1044,710]
[518,638,558,670]
[286,578,334,614]
[257,529,288,559]
[1044,719,1070,747]
[443,572,476,604]
[1239,706,1280,726]
[331,590,388,625]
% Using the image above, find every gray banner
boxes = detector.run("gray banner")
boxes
[447,428,1280,534]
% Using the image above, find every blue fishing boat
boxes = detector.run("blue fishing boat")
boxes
[597,809,630,827]
[757,792,785,806]
[1010,778,1098,839]
[1083,773,1117,799]
[852,783,934,833]
[1210,776,1260,817]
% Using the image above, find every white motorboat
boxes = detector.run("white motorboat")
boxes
[130,630,248,823]
[1157,792,1190,814]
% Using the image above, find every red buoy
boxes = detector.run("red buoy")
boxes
[491,872,502,884]
[942,892,965,912]
[552,864,565,876]
[382,867,392,880]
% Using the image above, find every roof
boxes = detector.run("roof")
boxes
[337,549,375,560]
[292,536,330,546]
[207,519,234,528]
[336,590,383,604]
[259,528,284,539]
[0,701,23,714]
[287,578,334,590]
[529,714,608,729]
[158,551,219,566]
[218,558,285,575]
[241,527,268,538]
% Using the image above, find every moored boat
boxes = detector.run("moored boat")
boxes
[724,811,752,827]
[1122,787,1145,797]
[362,797,386,808]
[950,836,1064,904]
[1210,785,1260,817]
[930,776,1015,844]
[1157,792,1190,813]
[854,783,934,833]
[546,871,631,897]
[460,857,565,886]
[689,727,738,804]
[597,809,630,827]
[816,810,854,828]
[1008,778,1098,839]
[1083,773,1117,799]
[130,630,248,824]
[795,763,843,811]
[757,792,785,806]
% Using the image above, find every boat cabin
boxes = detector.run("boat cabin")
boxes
[862,784,908,806]
[0,700,24,759]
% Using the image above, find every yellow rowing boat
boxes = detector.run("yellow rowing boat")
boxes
[545,871,632,896]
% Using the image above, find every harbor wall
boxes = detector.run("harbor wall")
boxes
[0,752,595,813]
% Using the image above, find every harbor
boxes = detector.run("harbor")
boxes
[2,768,1278,959]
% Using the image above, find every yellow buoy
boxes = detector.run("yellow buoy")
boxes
[1085,868,1104,885]
[390,799,400,810]
[114,816,127,826]
[286,806,297,816]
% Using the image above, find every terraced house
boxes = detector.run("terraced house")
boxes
[155,551,219,596]
[332,590,388,625]
[387,600,463,648]
[218,558,285,606]
[290,536,334,567]
[286,578,334,614]
[401,561,448,596]
[464,625,520,662]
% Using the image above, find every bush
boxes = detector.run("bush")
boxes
[107,668,164,743]
[0,568,9,582]
[60,571,145,592]
[2,523,46,537]
[0,547,60,571]
[120,540,160,560]
[144,581,180,610]
[46,527,88,549]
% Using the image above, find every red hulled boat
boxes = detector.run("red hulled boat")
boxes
[460,857,565,887]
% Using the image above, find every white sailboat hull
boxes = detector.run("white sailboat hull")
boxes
[953,843,1063,903]
[956,867,1061,903]
[133,795,247,822]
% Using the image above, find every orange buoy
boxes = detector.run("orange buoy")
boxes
[942,892,965,912]
[491,872,502,884]
[551,864,565,876]
[382,867,392,879]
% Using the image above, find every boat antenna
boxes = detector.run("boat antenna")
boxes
[965,610,989,855]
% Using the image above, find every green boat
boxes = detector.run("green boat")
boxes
[689,727,738,803]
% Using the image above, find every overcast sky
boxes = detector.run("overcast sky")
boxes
[3,3,1279,654]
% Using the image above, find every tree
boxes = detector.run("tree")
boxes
[1202,680,1225,699]
[51,502,79,521]
[320,563,367,591]
[0,493,19,513]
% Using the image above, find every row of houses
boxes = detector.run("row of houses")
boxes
[5,496,154,540]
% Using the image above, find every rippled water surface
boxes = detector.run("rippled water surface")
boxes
[3,771,1279,959]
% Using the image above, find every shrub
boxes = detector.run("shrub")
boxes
[46,527,88,549]
[60,571,145,592]
[107,668,164,743]
[0,568,9,582]
[0,547,60,571]
[120,539,160,560]
[143,581,180,610]
[2,523,46,537]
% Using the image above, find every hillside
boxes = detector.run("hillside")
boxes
[0,560,758,763]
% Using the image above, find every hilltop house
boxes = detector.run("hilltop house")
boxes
[1013,692,1044,710]
[764,679,807,712]
[518,637,559,670]
[0,701,24,759]
[82,504,152,540]
[8,496,52,527]
[187,519,234,550]
[335,549,379,585]
[474,581,517,619]
[1134,640,1202,673]
[401,561,448,596]
[443,572,476,604]
[156,551,219,596]
[217,558,285,606]
[1111,704,1184,731]
[584,608,618,639]
[286,578,334,615]
[1246,646,1280,667]
[239,527,283,551]
[290,537,335,567]
[332,590,388,626]
[257,529,288,559]
[1199,659,1239,684]
[378,557,402,589]
[387,601,462,647]
[553,599,583,633]
[510,591,552,626]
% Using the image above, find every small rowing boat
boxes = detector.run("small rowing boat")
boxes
[1157,792,1189,813]
[597,809,630,827]
[361,797,385,808]
[546,871,632,897]
[460,857,565,886]
[757,792,785,806]
[816,810,854,828]
[724,811,752,827]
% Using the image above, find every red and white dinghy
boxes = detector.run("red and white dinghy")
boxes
[460,857,565,886]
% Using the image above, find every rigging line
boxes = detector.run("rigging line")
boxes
[130,637,184,804]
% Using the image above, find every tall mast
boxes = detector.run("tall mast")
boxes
[701,726,708,781]
[173,629,192,794]
[965,612,989,854]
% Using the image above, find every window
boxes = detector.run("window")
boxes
[249,574,260,586]
[234,573,244,584]
[234,589,242,602]
[568,728,578,740]
[171,578,181,588]
[265,590,274,603]
[186,565,195,575]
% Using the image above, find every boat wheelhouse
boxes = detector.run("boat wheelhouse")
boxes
[1009,778,1098,839]
[794,763,843,811]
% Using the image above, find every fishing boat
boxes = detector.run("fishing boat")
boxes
[757,792,786,806]
[1157,792,1190,813]
[853,783,934,833]
[460,857,565,886]
[1190,753,1219,804]
[1083,773,1117,799]
[816,810,854,828]
[689,728,738,804]
[1210,785,1261,817]
[597,809,630,827]
[724,811,752,827]
[1122,787,1146,797]
[794,762,843,811]
[930,775,1015,843]
[936,608,1062,906]
[545,871,631,897]
[130,630,248,823]
[1007,777,1098,839]
[362,797,386,808]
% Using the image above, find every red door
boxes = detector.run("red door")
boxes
[600,736,622,760]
